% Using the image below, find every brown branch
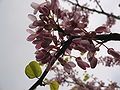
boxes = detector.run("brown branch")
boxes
[95,33,120,42]
[29,36,75,90]
[65,0,120,20]
[94,0,104,12]
[72,33,120,42]
[29,32,120,90]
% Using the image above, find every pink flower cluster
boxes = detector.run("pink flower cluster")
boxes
[26,0,119,70]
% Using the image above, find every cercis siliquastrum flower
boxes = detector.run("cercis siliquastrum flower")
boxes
[26,0,120,89]
[27,0,97,69]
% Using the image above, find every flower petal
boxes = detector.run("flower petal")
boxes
[95,26,109,33]
[29,23,37,29]
[27,34,37,41]
[89,57,97,68]
[26,29,35,34]
[35,42,42,49]
[108,48,120,59]
[38,6,50,16]
[76,57,87,70]
[28,14,37,22]
[64,67,71,74]
[31,2,39,10]
[68,61,76,68]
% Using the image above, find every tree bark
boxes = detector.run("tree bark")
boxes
[95,33,120,41]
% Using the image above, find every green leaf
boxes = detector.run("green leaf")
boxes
[50,80,59,90]
[83,73,90,81]
[25,61,42,79]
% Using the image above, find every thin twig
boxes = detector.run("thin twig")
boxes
[94,0,104,12]
[29,32,120,90]
[65,0,120,20]
[29,36,75,90]
[75,0,79,5]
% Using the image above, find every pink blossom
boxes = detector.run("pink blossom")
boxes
[87,51,97,68]
[41,38,52,48]
[50,0,60,12]
[63,61,76,74]
[73,13,81,23]
[28,14,37,22]
[106,16,116,28]
[38,6,50,16]
[108,48,120,59]
[67,61,76,68]
[74,44,87,53]
[44,45,56,51]
[95,26,110,33]
[35,42,42,49]
[65,48,71,55]
[26,29,35,34]
[77,23,87,29]
[76,57,90,70]
[31,2,39,10]
[87,51,95,60]
[36,49,51,64]
[89,57,98,68]
[29,23,37,29]
[60,10,68,19]
[26,34,38,41]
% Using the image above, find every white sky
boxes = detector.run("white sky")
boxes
[0,0,120,90]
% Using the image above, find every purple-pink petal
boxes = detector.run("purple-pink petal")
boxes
[68,61,76,68]
[29,23,37,29]
[26,29,35,34]
[28,14,37,22]
[108,48,120,59]
[31,2,39,10]
[26,34,37,41]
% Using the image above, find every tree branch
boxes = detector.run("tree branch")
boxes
[95,33,120,41]
[29,36,75,90]
[94,0,104,12]
[29,32,120,90]
[65,0,120,20]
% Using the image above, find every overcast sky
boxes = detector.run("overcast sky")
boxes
[0,0,120,90]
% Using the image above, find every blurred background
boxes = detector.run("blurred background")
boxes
[0,0,120,90]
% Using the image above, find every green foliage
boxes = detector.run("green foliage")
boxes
[50,80,59,90]
[83,73,90,82]
[25,61,42,79]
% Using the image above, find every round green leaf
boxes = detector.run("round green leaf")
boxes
[50,80,59,90]
[25,61,42,79]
